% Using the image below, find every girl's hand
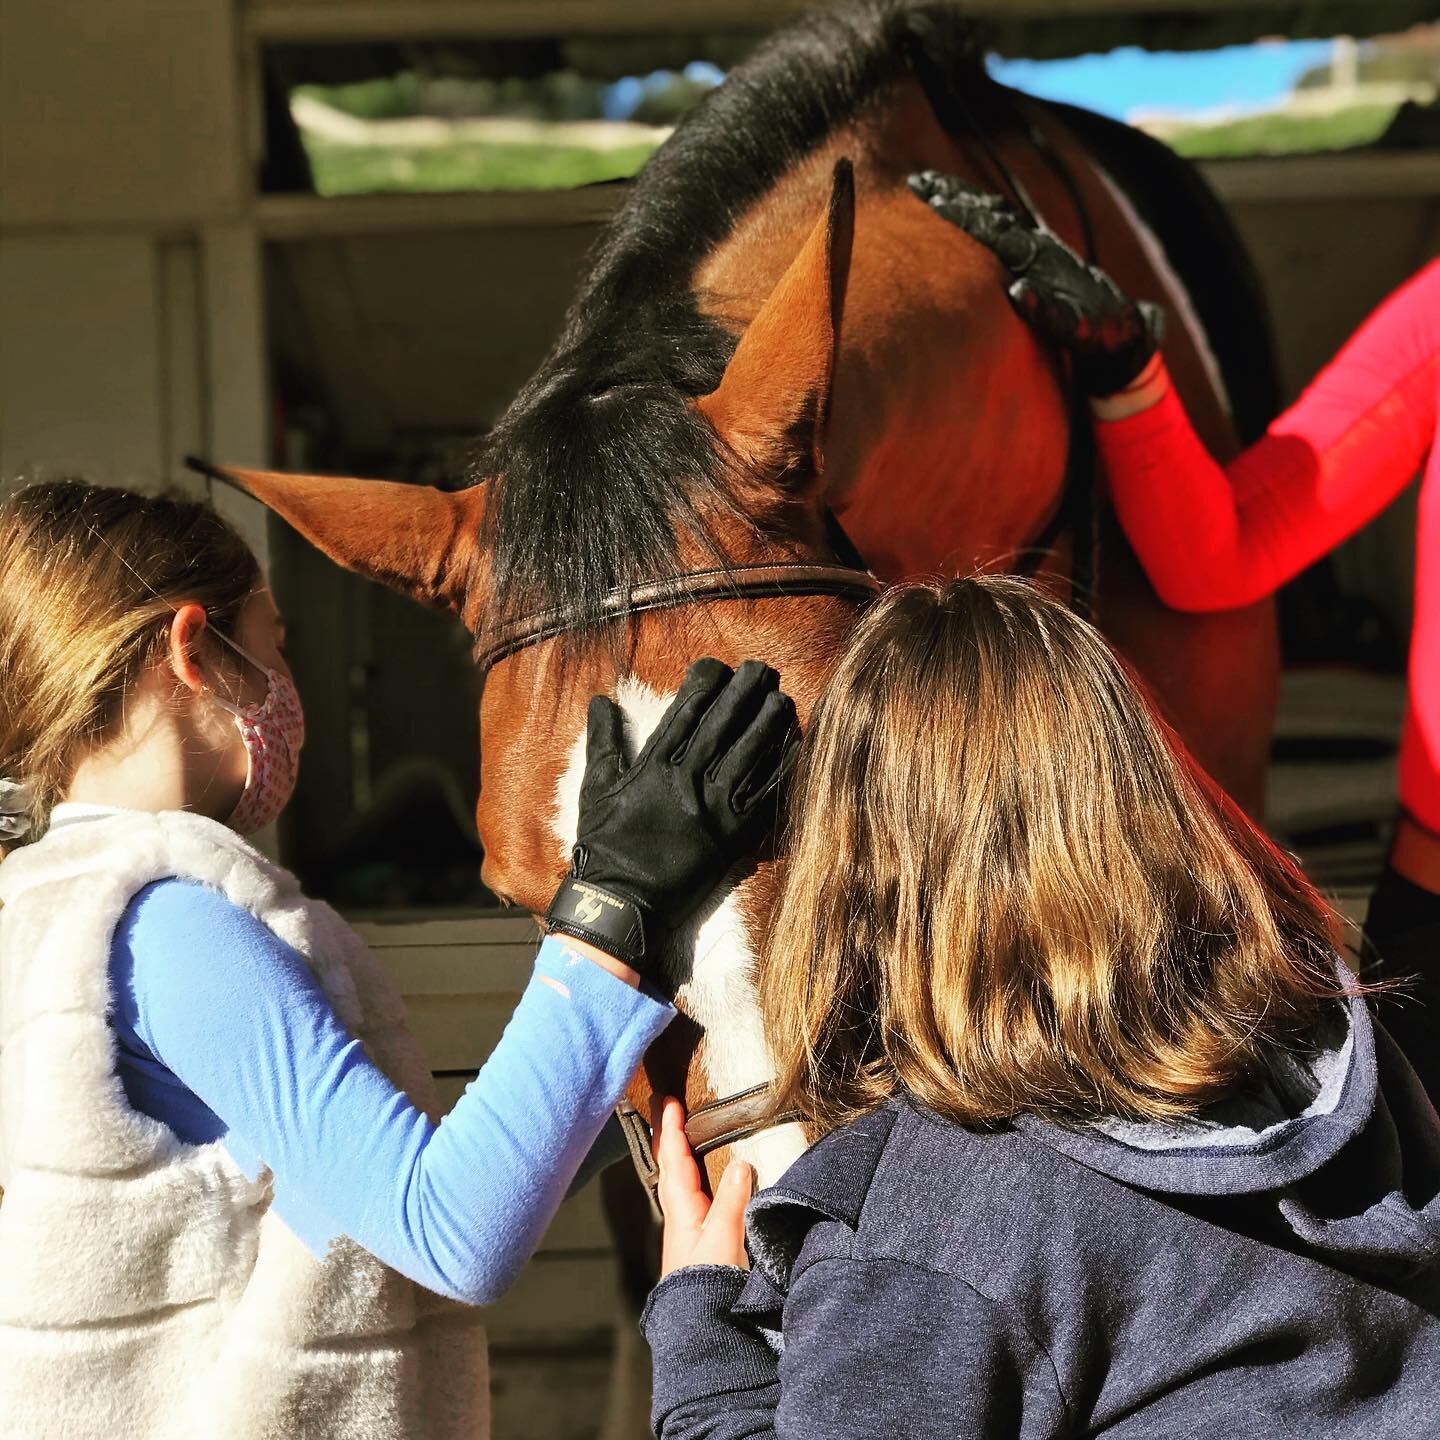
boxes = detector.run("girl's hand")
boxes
[545,658,800,999]
[655,1096,754,1277]
[907,169,1166,397]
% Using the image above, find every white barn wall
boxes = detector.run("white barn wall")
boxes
[0,0,244,229]
[0,0,270,564]
[0,234,166,486]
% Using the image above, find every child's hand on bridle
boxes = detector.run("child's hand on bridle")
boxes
[654,1096,754,1278]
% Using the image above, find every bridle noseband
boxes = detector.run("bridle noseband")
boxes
[614,1084,805,1217]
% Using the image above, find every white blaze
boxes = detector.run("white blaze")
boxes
[551,675,810,1187]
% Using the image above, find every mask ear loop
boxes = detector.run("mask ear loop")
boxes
[81,519,295,835]
[82,519,268,705]
[209,626,275,681]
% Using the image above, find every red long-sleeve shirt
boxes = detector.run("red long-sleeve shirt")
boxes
[1095,260,1440,831]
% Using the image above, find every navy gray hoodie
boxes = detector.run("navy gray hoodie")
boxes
[643,987,1440,1437]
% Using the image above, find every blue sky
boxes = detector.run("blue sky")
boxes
[600,39,1340,126]
[988,40,1337,121]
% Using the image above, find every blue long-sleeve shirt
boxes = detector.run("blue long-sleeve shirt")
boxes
[107,875,671,1306]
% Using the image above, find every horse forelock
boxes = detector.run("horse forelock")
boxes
[473,308,740,651]
[467,2,986,651]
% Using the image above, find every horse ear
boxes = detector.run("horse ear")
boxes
[186,459,486,620]
[697,157,855,483]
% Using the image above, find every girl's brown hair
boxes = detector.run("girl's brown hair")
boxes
[762,576,1348,1132]
[0,481,259,843]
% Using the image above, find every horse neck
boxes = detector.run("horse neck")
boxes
[819,175,1076,579]
[691,79,1077,584]
[821,212,1074,581]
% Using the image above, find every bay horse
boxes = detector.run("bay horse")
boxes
[199,2,1280,1192]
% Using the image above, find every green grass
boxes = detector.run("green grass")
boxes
[300,98,1406,196]
[294,77,423,122]
[303,137,661,195]
[1164,102,1400,158]
[302,137,661,195]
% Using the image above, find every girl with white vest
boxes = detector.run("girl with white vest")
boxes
[0,479,796,1440]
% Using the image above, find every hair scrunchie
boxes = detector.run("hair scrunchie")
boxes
[0,779,37,840]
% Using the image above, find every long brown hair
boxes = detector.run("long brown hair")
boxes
[0,481,259,844]
[762,577,1347,1133]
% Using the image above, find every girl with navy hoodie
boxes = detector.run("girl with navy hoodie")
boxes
[644,575,1440,1438]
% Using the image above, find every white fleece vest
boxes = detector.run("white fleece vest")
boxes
[0,810,488,1440]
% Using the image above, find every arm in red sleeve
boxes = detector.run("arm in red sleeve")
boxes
[1097,259,1440,613]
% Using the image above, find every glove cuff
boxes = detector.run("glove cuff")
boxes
[1079,337,1159,397]
[1076,300,1166,397]
[545,877,646,965]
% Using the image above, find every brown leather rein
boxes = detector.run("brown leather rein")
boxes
[475,553,882,1209]
[614,1085,805,1216]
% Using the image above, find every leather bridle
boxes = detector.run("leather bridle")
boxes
[475,537,881,1210]
[473,558,882,676]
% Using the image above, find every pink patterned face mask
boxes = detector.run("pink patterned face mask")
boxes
[208,630,306,835]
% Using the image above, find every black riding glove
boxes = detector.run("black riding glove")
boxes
[907,169,1166,396]
[545,657,799,998]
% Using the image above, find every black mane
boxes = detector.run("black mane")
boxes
[470,2,984,640]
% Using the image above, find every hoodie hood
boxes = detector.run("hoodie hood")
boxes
[746,977,1440,1291]
[1015,983,1440,1278]
[1017,987,1371,1197]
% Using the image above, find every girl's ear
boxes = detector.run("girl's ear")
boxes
[168,603,210,694]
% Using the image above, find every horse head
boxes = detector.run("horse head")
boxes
[207,164,874,1187]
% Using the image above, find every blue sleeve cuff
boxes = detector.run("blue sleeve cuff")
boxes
[534,934,673,1026]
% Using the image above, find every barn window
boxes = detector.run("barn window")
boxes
[990,30,1439,159]
[262,36,750,197]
